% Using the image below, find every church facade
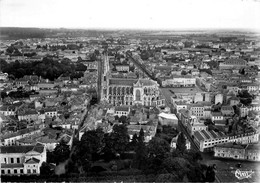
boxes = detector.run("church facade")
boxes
[106,78,165,107]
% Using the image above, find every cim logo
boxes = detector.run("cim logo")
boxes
[235,169,254,180]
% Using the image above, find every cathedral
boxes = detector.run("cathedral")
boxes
[105,78,165,107]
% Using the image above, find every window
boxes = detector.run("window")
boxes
[1,170,5,174]
[17,158,20,164]
[27,169,31,174]
[7,169,11,174]
[14,169,17,174]
[4,158,7,163]
[33,169,37,174]
[135,89,141,101]
[10,158,14,164]
[20,169,24,174]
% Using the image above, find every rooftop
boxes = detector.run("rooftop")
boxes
[0,144,44,154]
[115,106,130,112]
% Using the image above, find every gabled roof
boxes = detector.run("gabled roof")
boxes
[115,106,130,112]
[109,78,137,86]
[211,112,223,117]
[25,157,40,164]
[31,143,45,153]
[138,79,157,86]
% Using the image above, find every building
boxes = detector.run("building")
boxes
[214,143,260,161]
[106,78,165,107]
[161,75,196,87]
[190,102,211,119]
[44,108,58,118]
[194,93,203,103]
[228,129,259,144]
[1,128,42,146]
[221,105,235,117]
[170,133,191,150]
[82,60,98,70]
[17,109,38,122]
[215,93,223,104]
[219,59,247,70]
[115,64,130,72]
[158,112,178,127]
[178,109,207,135]
[0,144,46,175]
[193,128,259,152]
[211,112,224,122]
[0,72,8,81]
[194,130,229,151]
[239,104,249,117]
[229,96,240,106]
[172,100,188,113]
[114,106,130,117]
[127,123,158,142]
[0,105,16,116]
[37,80,55,90]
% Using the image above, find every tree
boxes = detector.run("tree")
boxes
[205,165,216,182]
[40,162,53,176]
[156,173,179,182]
[184,149,203,163]
[162,156,189,180]
[102,124,129,161]
[53,141,70,165]
[107,115,115,123]
[133,132,147,170]
[118,115,128,124]
[176,132,187,154]
[80,127,104,160]
[146,137,171,173]
[111,124,130,154]
[181,70,187,75]
[138,128,145,143]
[186,163,207,182]
[0,91,8,99]
[238,90,253,106]
[128,133,138,150]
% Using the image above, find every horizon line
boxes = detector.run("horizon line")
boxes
[1,26,259,32]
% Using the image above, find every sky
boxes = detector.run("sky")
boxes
[0,0,260,31]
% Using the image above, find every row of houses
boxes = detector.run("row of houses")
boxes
[214,142,260,161]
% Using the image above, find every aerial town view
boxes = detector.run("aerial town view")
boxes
[0,0,260,182]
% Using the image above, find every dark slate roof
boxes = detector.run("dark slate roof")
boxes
[201,130,211,139]
[139,79,157,86]
[115,106,129,112]
[32,143,45,153]
[0,144,44,154]
[208,130,218,138]
[194,131,205,141]
[0,145,34,154]
[109,78,137,86]
[1,163,24,168]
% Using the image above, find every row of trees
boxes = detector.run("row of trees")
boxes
[1,57,87,80]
